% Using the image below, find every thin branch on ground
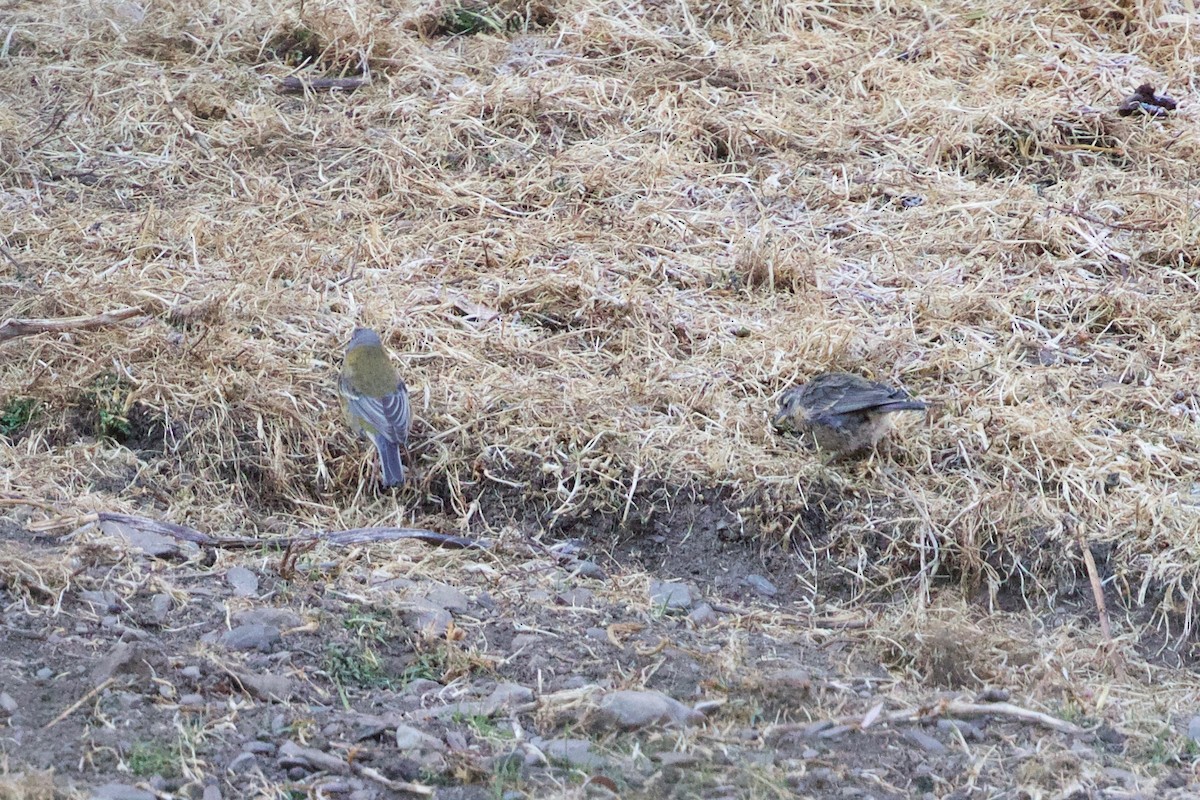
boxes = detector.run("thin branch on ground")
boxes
[0,306,148,343]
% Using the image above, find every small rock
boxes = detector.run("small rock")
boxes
[405,603,452,637]
[244,741,276,756]
[483,683,534,714]
[81,590,122,613]
[202,783,223,800]
[180,665,202,681]
[0,692,17,714]
[743,574,778,597]
[35,667,53,681]
[445,729,468,751]
[148,594,172,623]
[226,751,258,774]
[395,724,446,753]
[233,608,302,630]
[420,583,472,613]
[687,603,717,627]
[1187,716,1200,744]
[649,580,693,612]
[220,624,280,653]
[179,694,205,707]
[91,784,157,800]
[574,560,607,580]
[90,643,152,686]
[903,728,946,753]
[511,634,542,650]
[584,627,608,642]
[936,719,983,741]
[231,669,295,701]
[225,566,259,598]
[595,690,703,730]
[538,737,607,769]
[556,587,594,606]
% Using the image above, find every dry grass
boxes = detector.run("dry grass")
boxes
[4,0,1200,652]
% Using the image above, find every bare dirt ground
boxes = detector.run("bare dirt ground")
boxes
[6,0,1200,797]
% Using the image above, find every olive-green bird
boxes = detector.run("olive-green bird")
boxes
[771,372,927,458]
[339,328,412,487]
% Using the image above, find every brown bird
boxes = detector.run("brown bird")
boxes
[771,372,927,458]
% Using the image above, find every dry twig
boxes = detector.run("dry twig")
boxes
[0,306,148,343]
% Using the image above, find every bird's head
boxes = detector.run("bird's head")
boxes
[347,327,384,351]
[771,386,807,432]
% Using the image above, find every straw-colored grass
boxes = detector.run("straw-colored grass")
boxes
[4,0,1200,645]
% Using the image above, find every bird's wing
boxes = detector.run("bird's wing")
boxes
[824,383,915,415]
[344,380,411,444]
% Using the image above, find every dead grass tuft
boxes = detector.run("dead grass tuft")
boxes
[0,769,65,800]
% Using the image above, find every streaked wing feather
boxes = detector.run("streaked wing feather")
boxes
[825,386,913,415]
[345,382,411,444]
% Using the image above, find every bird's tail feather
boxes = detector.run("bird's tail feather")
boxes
[878,400,928,413]
[373,435,406,487]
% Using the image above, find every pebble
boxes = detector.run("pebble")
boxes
[180,665,202,681]
[574,560,607,580]
[1188,715,1200,744]
[81,590,123,612]
[179,694,205,708]
[510,634,542,650]
[536,737,608,769]
[687,603,717,627]
[595,690,703,730]
[90,642,149,685]
[420,583,472,613]
[0,692,17,714]
[585,627,608,642]
[244,741,276,756]
[230,669,295,701]
[202,784,223,800]
[743,574,778,597]
[903,728,947,753]
[219,624,281,653]
[225,566,259,598]
[395,724,446,753]
[405,603,452,638]
[226,751,258,774]
[35,667,52,681]
[483,683,534,714]
[149,594,173,622]
[649,580,693,612]
[556,587,594,606]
